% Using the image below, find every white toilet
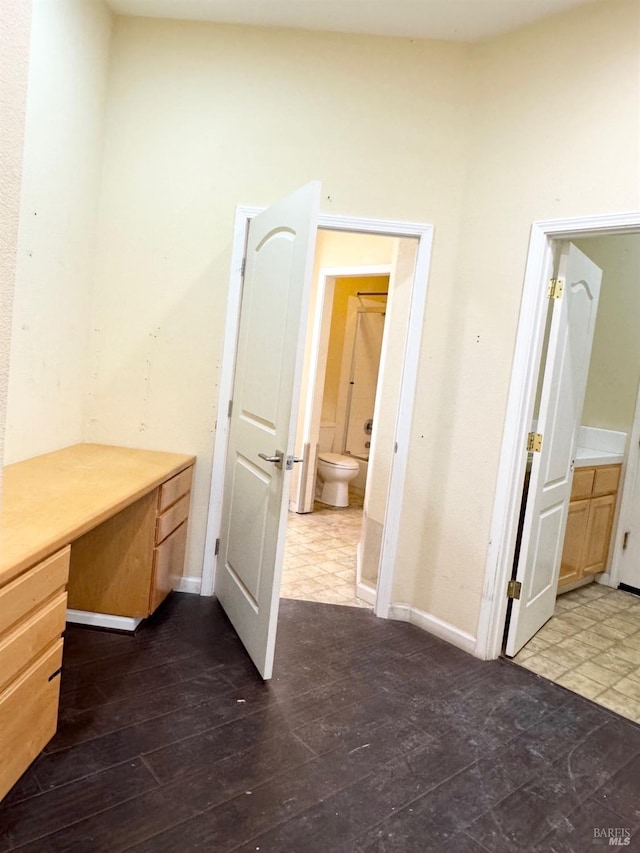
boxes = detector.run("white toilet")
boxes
[316,452,360,508]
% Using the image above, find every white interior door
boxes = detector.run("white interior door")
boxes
[215,182,320,679]
[618,450,640,590]
[506,243,602,656]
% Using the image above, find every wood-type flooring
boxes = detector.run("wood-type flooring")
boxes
[1,594,639,852]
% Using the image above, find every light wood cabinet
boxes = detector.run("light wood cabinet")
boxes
[151,467,192,613]
[0,548,69,800]
[558,464,621,591]
[67,464,193,619]
[0,445,196,802]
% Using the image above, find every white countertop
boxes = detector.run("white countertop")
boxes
[574,446,624,468]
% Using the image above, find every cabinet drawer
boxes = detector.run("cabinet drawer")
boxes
[0,592,67,693]
[150,521,188,613]
[0,640,63,802]
[158,467,193,513]
[592,465,621,497]
[0,547,69,639]
[571,468,595,500]
[156,493,190,545]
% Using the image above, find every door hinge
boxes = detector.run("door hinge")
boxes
[214,538,220,556]
[623,531,630,550]
[228,399,233,419]
[507,580,522,600]
[527,432,543,453]
[240,257,246,278]
[548,278,564,299]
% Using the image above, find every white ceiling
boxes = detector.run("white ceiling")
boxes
[106,0,599,43]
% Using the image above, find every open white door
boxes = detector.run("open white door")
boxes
[618,449,640,591]
[505,243,602,656]
[215,182,320,679]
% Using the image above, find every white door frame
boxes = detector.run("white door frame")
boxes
[202,209,434,620]
[291,263,392,514]
[476,211,640,661]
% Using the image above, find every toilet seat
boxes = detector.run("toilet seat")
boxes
[317,452,359,470]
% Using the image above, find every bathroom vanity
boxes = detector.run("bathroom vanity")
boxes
[558,456,622,592]
[0,443,195,800]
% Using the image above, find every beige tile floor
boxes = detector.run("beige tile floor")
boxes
[280,492,371,609]
[513,583,640,724]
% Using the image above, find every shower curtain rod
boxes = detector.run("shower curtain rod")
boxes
[357,291,388,297]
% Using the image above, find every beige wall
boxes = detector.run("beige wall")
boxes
[575,235,640,433]
[7,0,639,643]
[391,0,640,631]
[4,0,113,464]
[85,18,471,579]
[0,0,32,501]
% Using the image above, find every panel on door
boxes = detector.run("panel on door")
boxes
[506,244,602,656]
[215,183,320,679]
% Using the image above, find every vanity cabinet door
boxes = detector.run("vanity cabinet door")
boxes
[583,494,616,576]
[559,499,589,586]
[558,463,621,592]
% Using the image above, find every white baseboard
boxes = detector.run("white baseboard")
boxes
[388,603,477,656]
[175,575,202,594]
[356,580,376,606]
[66,609,142,632]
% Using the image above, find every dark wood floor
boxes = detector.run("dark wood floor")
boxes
[1,594,640,852]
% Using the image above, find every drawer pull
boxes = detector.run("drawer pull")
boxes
[48,667,62,682]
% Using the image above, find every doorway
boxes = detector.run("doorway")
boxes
[282,248,399,610]
[479,215,640,724]
[201,200,432,632]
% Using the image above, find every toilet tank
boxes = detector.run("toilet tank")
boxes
[318,421,336,452]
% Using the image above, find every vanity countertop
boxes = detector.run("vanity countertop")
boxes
[574,446,624,468]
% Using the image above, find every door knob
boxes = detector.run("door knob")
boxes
[285,455,304,470]
[258,450,284,470]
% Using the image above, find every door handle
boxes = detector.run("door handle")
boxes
[259,450,284,470]
[286,456,304,470]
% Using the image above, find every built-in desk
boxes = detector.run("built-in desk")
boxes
[0,443,196,801]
